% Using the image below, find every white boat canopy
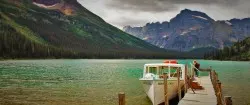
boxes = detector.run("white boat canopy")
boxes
[142,63,185,80]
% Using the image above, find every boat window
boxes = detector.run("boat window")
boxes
[147,67,157,74]
[159,66,168,75]
[159,66,182,78]
[169,67,182,78]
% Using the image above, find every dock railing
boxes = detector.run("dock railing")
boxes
[189,64,232,105]
[210,70,232,105]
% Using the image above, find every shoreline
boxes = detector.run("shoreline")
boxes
[0,58,249,62]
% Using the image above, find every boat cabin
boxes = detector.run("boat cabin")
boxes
[142,62,185,80]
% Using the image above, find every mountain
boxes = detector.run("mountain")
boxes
[0,0,178,59]
[205,37,250,61]
[123,9,250,52]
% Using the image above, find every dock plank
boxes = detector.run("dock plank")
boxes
[178,76,217,105]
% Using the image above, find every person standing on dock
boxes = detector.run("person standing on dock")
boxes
[193,60,200,77]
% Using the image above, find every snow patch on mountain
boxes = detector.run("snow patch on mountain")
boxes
[160,41,166,48]
[225,21,232,26]
[180,30,190,35]
[163,35,168,38]
[33,0,74,15]
[189,26,201,31]
[192,15,208,20]
[33,1,62,9]
[143,37,149,40]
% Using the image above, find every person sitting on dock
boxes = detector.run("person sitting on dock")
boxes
[193,60,200,77]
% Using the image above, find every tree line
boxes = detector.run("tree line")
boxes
[0,20,185,59]
[204,37,250,61]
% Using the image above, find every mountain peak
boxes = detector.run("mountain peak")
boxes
[123,9,250,52]
[180,9,192,13]
[229,18,250,23]
[123,25,132,30]
[170,9,214,22]
[180,9,210,15]
[179,9,209,17]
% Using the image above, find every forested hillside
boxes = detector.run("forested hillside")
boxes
[0,0,180,59]
[204,37,250,61]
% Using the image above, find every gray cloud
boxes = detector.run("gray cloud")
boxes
[163,0,237,5]
[106,0,239,12]
[78,0,250,28]
[106,0,177,12]
[110,17,150,28]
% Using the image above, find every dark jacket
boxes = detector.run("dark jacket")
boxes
[195,63,200,69]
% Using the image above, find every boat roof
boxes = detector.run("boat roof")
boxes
[144,63,185,67]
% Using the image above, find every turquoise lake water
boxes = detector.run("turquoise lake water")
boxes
[0,59,249,105]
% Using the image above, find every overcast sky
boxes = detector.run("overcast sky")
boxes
[78,0,250,29]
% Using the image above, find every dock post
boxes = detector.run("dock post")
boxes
[217,81,222,105]
[210,70,212,81]
[215,74,219,93]
[224,96,232,105]
[209,66,212,81]
[211,71,214,87]
[191,65,194,78]
[177,69,181,100]
[118,92,125,105]
[163,73,169,105]
[212,70,216,90]
[184,65,188,93]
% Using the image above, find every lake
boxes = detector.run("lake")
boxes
[0,59,249,105]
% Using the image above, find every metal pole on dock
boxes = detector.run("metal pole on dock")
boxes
[163,73,169,105]
[224,96,232,105]
[118,92,125,105]
[177,69,181,101]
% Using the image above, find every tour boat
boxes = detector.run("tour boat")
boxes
[139,60,186,105]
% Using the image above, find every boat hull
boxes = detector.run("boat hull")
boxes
[140,79,184,105]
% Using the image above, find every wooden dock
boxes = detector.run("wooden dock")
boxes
[117,66,232,105]
[178,76,216,105]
